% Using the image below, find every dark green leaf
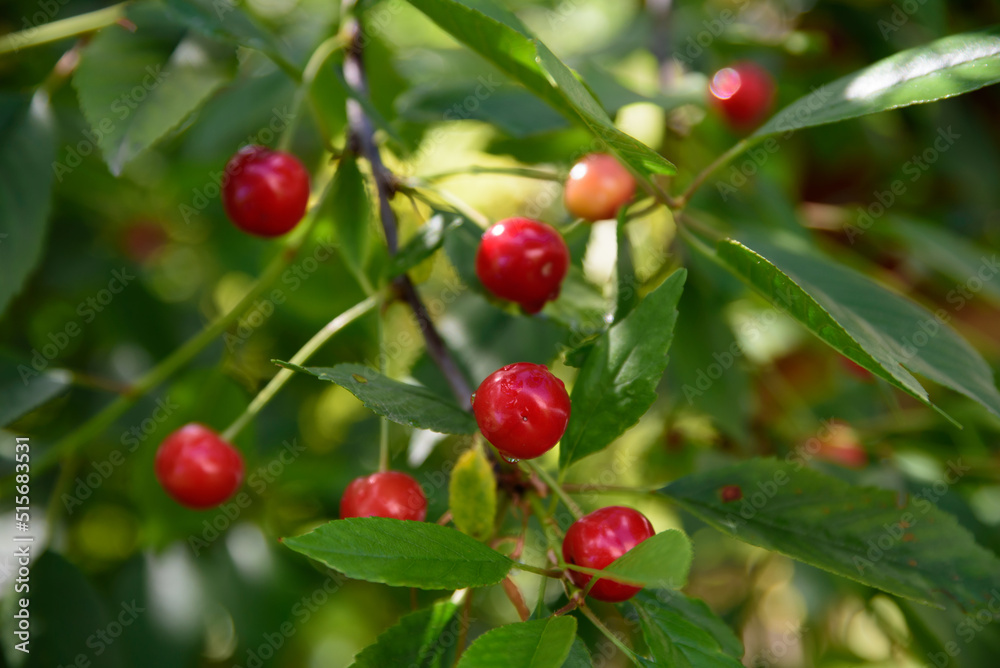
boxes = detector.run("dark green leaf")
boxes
[0,353,70,428]
[387,213,461,279]
[756,27,1000,139]
[710,234,1000,421]
[598,529,692,590]
[323,154,372,276]
[276,362,477,434]
[661,457,1000,610]
[349,600,459,668]
[560,638,593,668]
[161,0,288,62]
[73,13,236,175]
[631,591,744,668]
[443,213,486,291]
[560,270,687,469]
[0,92,54,318]
[402,0,675,183]
[457,617,577,668]
[542,266,611,336]
[615,213,638,321]
[283,517,514,589]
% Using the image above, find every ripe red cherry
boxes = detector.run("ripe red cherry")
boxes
[222,145,310,237]
[154,424,244,510]
[475,218,569,314]
[562,506,656,602]
[710,62,776,131]
[564,153,636,221]
[340,471,427,521]
[472,362,571,461]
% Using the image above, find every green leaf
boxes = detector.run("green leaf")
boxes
[73,10,236,175]
[161,0,287,58]
[349,600,459,668]
[755,27,1000,139]
[323,154,372,277]
[597,529,692,590]
[0,353,70,428]
[443,213,486,290]
[387,213,461,279]
[614,213,638,321]
[402,0,675,183]
[278,362,477,434]
[457,617,577,668]
[0,92,54,318]
[560,638,593,668]
[660,457,1000,610]
[283,517,514,589]
[543,265,611,336]
[710,234,1000,421]
[449,447,498,540]
[631,591,744,668]
[560,270,687,469]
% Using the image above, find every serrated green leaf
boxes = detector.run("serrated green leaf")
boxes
[660,457,1000,610]
[631,591,744,668]
[73,11,236,175]
[283,518,514,589]
[276,362,477,434]
[597,529,691,590]
[387,213,461,279]
[710,234,1000,421]
[349,600,459,668]
[457,617,577,668]
[449,447,498,540]
[755,27,1000,139]
[560,269,687,469]
[0,92,54,318]
[402,0,675,183]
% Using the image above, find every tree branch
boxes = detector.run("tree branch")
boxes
[342,16,472,408]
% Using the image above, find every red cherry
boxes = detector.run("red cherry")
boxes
[564,153,636,222]
[475,218,569,314]
[710,62,776,131]
[472,362,571,460]
[340,471,427,521]
[155,424,244,510]
[222,145,310,237]
[562,506,656,602]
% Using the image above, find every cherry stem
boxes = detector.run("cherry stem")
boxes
[278,32,350,152]
[514,562,563,578]
[341,16,472,407]
[522,459,583,520]
[418,165,564,183]
[35,180,334,476]
[674,138,752,208]
[221,293,381,442]
[376,309,390,472]
[0,2,127,56]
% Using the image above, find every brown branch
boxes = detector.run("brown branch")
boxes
[341,15,472,407]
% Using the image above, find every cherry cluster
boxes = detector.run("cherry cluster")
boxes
[151,65,777,601]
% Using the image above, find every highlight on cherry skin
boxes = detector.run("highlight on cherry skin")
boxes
[475,217,569,314]
[154,423,245,510]
[564,152,637,222]
[562,505,656,602]
[472,362,571,461]
[709,61,776,132]
[222,144,311,238]
[340,471,428,521]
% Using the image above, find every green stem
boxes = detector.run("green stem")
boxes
[0,3,129,56]
[515,562,563,578]
[37,183,332,475]
[376,306,390,472]
[419,165,563,183]
[675,138,752,208]
[522,459,582,520]
[278,32,350,151]
[578,604,644,667]
[221,294,380,441]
